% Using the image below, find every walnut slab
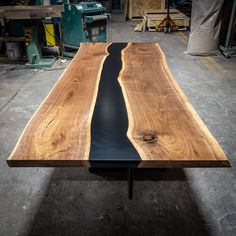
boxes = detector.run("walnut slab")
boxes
[119,43,229,167]
[7,43,110,167]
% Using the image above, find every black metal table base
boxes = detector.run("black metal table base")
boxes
[88,167,167,199]
[128,168,134,199]
[89,167,134,199]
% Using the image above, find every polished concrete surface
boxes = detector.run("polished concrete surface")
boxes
[0,21,236,236]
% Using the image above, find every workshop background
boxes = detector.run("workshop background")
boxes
[0,0,236,236]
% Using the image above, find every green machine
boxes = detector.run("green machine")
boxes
[61,1,108,56]
[24,27,56,68]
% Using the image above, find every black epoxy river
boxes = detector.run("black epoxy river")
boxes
[89,43,141,167]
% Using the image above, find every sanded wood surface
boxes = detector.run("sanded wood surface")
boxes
[7,42,230,168]
[8,43,110,167]
[119,43,229,167]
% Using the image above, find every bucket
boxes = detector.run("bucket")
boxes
[5,42,22,61]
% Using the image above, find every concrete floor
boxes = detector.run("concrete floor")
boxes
[0,21,236,236]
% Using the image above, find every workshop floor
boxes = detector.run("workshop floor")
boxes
[0,21,236,236]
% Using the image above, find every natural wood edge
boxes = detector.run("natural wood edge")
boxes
[7,43,111,165]
[119,43,229,167]
[7,42,230,168]
[118,43,147,160]
[155,43,230,164]
[7,46,80,162]
[85,42,112,160]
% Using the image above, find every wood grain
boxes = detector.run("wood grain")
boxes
[7,42,230,168]
[7,43,110,167]
[118,43,230,168]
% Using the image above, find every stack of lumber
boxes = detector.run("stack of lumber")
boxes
[128,0,165,19]
[0,5,63,19]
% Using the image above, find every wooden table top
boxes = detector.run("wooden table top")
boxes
[7,43,230,168]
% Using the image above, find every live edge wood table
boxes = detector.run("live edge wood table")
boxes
[7,43,230,199]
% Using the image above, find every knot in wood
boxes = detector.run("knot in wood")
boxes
[143,133,157,143]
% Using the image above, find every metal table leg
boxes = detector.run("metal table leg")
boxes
[89,167,135,199]
[128,168,134,199]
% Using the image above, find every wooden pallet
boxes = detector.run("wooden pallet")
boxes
[128,0,165,19]
[144,9,190,31]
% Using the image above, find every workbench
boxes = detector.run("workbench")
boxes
[7,43,230,198]
[0,5,63,19]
